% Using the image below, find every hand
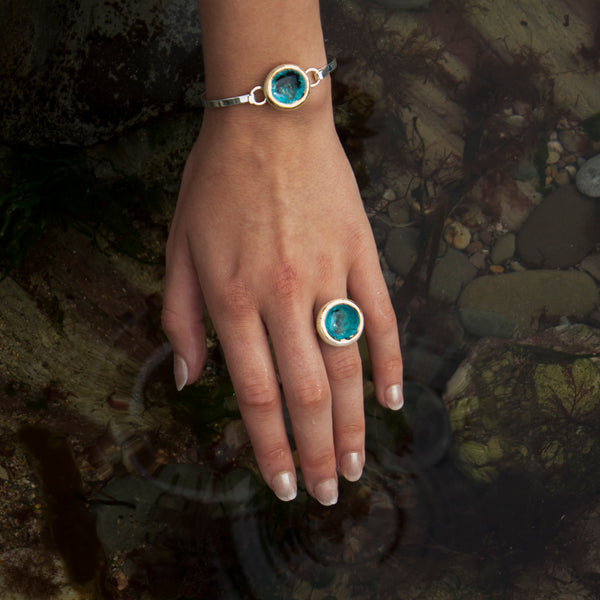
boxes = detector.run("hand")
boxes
[162,103,404,506]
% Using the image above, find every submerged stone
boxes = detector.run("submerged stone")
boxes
[458,270,599,337]
[576,154,600,198]
[444,324,600,493]
[325,303,360,341]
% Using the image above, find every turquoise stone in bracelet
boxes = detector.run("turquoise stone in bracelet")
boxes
[316,299,364,347]
[265,64,310,109]
[271,69,307,105]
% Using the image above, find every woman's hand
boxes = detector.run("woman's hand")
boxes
[162,102,404,506]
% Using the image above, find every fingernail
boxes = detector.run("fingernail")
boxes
[173,353,188,391]
[314,478,338,506]
[272,471,297,502]
[340,452,363,482]
[385,383,404,410]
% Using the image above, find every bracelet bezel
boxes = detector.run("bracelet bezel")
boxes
[264,64,311,110]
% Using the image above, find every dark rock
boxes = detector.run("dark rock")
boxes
[517,185,600,268]
[429,248,477,303]
[384,227,420,277]
[576,154,600,198]
[1,0,204,145]
[458,270,599,336]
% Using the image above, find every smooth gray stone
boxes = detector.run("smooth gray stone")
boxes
[517,185,600,268]
[458,270,599,335]
[576,154,600,198]
[459,307,517,338]
[491,233,516,265]
[429,248,477,303]
[384,226,421,277]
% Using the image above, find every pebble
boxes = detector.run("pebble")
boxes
[443,220,471,250]
[516,185,600,268]
[469,252,487,270]
[490,233,515,264]
[558,129,592,154]
[546,151,561,165]
[458,270,599,337]
[429,248,478,303]
[555,169,570,187]
[512,160,538,182]
[388,200,411,224]
[575,154,600,198]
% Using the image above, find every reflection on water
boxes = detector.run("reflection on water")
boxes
[2,0,600,598]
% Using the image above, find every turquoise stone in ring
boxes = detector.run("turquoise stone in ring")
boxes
[265,64,310,110]
[316,299,364,347]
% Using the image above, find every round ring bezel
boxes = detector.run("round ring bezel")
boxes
[316,299,364,347]
[264,64,311,110]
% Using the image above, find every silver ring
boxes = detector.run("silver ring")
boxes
[316,299,364,347]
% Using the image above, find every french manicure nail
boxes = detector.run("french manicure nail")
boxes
[340,452,364,482]
[385,383,404,410]
[314,478,338,506]
[173,353,188,391]
[272,471,297,502]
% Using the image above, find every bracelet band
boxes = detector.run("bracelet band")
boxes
[200,58,337,111]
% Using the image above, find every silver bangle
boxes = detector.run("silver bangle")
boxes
[200,58,336,111]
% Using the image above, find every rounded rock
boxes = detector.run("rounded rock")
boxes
[443,221,471,250]
[517,185,600,268]
[576,154,600,198]
[490,233,515,265]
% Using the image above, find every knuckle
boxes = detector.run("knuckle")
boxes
[261,444,289,466]
[237,381,279,410]
[369,294,397,334]
[220,280,257,317]
[161,306,180,337]
[289,380,329,412]
[336,421,365,440]
[271,262,301,304]
[380,354,404,379]
[327,351,362,383]
[301,449,336,474]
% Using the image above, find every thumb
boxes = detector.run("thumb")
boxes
[162,236,207,390]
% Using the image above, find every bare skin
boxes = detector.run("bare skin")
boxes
[162,0,404,506]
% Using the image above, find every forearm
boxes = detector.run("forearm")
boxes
[198,1,330,113]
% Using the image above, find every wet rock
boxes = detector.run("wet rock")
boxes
[458,270,599,337]
[1,0,204,145]
[443,221,471,250]
[511,159,538,182]
[457,308,517,339]
[580,252,600,282]
[517,185,600,268]
[429,248,478,303]
[384,227,420,277]
[444,324,600,492]
[576,154,600,198]
[490,232,515,265]
[388,200,411,224]
[558,129,592,154]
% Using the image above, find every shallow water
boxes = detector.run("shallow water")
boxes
[1,0,600,598]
